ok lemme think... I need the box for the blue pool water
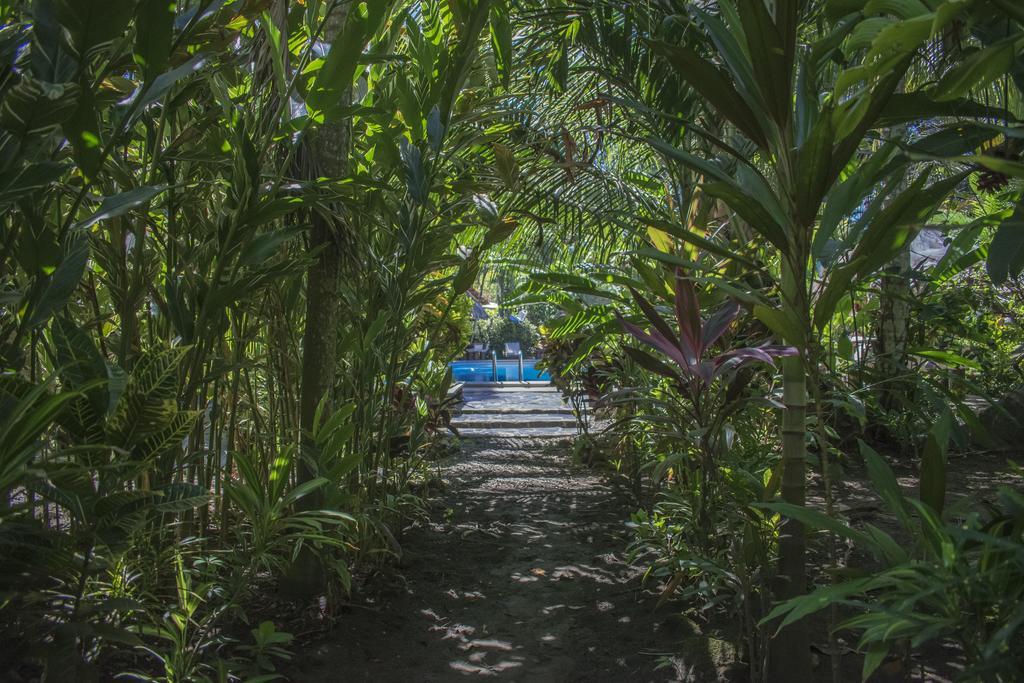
[450,359,550,382]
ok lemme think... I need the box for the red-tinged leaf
[711,343,798,381]
[697,360,715,386]
[622,346,682,381]
[757,344,799,358]
[649,327,695,373]
[674,272,703,361]
[715,346,778,367]
[702,300,740,350]
[627,287,681,350]
[617,314,690,372]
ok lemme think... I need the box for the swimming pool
[450,359,550,382]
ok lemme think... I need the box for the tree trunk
[297,3,351,498]
[284,1,351,598]
[769,259,812,682]
[875,245,912,412]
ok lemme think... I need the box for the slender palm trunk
[876,245,912,414]
[769,257,811,681]
[297,3,351,500]
[287,1,351,598]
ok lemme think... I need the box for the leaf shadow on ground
[288,437,733,682]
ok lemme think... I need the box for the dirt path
[289,437,694,682]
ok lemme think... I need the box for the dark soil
[287,436,1022,682]
[286,438,724,682]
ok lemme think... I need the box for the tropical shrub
[766,448,1024,681]
[477,314,540,355]
[0,0,519,678]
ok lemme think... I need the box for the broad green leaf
[55,0,134,57]
[647,137,733,185]
[239,227,306,267]
[817,142,901,261]
[561,321,621,373]
[919,408,952,515]
[305,1,396,114]
[879,92,1021,126]
[759,501,875,550]
[692,5,769,122]
[987,199,1024,284]
[831,59,912,178]
[64,78,109,183]
[735,0,792,125]
[452,256,479,295]
[761,577,873,633]
[0,162,67,207]
[633,216,756,266]
[131,55,207,115]
[908,123,1002,157]
[794,113,835,227]
[482,220,518,251]
[814,171,965,329]
[754,305,805,346]
[862,642,890,681]
[864,0,929,19]
[859,440,913,530]
[647,225,675,254]
[400,139,428,203]
[74,186,167,231]
[0,77,80,137]
[134,0,176,80]
[489,1,513,88]
[931,37,1022,102]
[15,211,61,276]
[632,248,703,273]
[30,233,88,327]
[282,477,330,507]
[622,346,680,380]
[703,182,791,252]
[906,348,980,370]
[647,40,769,149]
[427,105,444,152]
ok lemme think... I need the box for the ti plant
[617,270,795,545]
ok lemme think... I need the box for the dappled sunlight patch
[550,563,616,584]
[445,589,487,601]
[449,658,525,675]
[431,622,478,641]
[460,638,515,652]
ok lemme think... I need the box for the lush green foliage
[508,0,1024,680]
[0,0,518,678]
[473,313,540,355]
[3,0,1024,680]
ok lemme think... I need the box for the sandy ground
[286,437,706,682]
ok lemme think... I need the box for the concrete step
[459,407,574,415]
[462,387,561,393]
[457,426,579,439]
[452,413,578,429]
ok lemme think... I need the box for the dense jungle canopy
[2,0,1024,680]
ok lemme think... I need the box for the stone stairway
[452,385,581,439]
